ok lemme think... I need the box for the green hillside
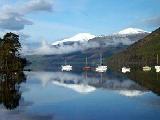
[107,27,160,70]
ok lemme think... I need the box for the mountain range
[52,28,149,46]
[26,28,149,71]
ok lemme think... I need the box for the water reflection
[0,71,26,110]
[127,70,160,96]
[25,71,149,97]
[0,71,160,120]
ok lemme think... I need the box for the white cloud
[22,0,53,14]
[0,0,54,31]
[25,40,99,55]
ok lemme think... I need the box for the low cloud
[22,40,100,55]
[22,34,142,55]
[32,40,99,55]
[0,0,53,31]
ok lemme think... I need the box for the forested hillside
[107,27,160,70]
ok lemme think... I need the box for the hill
[107,27,160,70]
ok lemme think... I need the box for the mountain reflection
[0,71,26,110]
[26,71,150,96]
[1,70,159,110]
[127,70,160,96]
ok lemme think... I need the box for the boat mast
[85,71,88,80]
[64,57,67,65]
[157,54,159,65]
[85,56,88,66]
[100,53,103,65]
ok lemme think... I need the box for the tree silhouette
[0,32,27,110]
[0,32,26,71]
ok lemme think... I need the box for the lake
[0,71,160,120]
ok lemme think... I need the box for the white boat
[61,65,72,71]
[122,67,130,73]
[96,66,107,72]
[143,66,151,71]
[95,54,107,72]
[155,54,160,72]
[155,66,160,72]
[61,58,72,71]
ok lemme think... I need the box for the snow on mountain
[118,28,150,35]
[26,28,149,55]
[52,33,96,45]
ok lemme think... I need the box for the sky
[0,0,160,43]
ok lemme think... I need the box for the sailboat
[83,57,91,71]
[143,66,151,71]
[155,54,160,72]
[122,67,130,73]
[61,58,72,71]
[143,59,151,71]
[95,54,107,72]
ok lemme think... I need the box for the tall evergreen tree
[0,32,26,71]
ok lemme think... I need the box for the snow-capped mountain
[28,28,149,55]
[51,28,149,48]
[52,33,95,46]
[89,28,149,47]
[117,28,149,35]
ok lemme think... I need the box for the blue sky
[0,0,160,43]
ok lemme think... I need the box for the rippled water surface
[0,71,160,120]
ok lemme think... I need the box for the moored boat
[83,57,91,71]
[61,58,72,71]
[155,54,160,72]
[143,66,151,71]
[95,54,107,72]
[96,66,107,72]
[61,65,72,71]
[122,67,130,73]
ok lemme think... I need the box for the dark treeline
[0,33,27,110]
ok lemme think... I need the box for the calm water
[0,71,160,120]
